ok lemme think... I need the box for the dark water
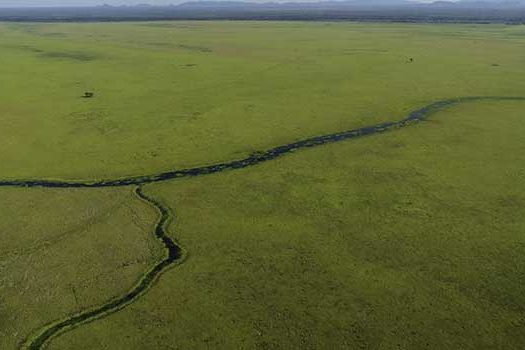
[18,95,525,349]
[25,187,182,350]
[2,96,524,190]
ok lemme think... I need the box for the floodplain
[0,21,524,350]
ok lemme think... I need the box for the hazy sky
[0,0,440,7]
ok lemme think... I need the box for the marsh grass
[1,21,524,350]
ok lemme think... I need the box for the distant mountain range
[2,0,525,10]
[427,0,525,6]
[102,0,525,11]
[1,0,525,22]
[161,0,525,9]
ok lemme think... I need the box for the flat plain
[0,21,524,350]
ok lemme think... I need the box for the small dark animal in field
[82,92,94,98]
[408,57,414,63]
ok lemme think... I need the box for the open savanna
[50,100,525,350]
[0,21,524,349]
[0,188,163,350]
[1,21,525,180]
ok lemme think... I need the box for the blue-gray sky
[0,0,441,7]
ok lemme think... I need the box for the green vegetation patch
[50,101,525,349]
[1,21,525,180]
[0,188,163,350]
[38,51,100,62]
[1,21,525,350]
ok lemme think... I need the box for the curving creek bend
[1,96,522,349]
[23,187,182,350]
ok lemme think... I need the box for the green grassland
[0,21,524,349]
[50,100,525,350]
[1,22,525,180]
[0,188,163,349]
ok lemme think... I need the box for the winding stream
[23,187,182,350]
[3,96,524,190]
[9,96,525,349]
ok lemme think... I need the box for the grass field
[0,188,162,350]
[1,22,525,180]
[0,21,524,349]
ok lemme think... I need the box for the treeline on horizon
[1,2,525,23]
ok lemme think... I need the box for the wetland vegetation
[0,21,524,350]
